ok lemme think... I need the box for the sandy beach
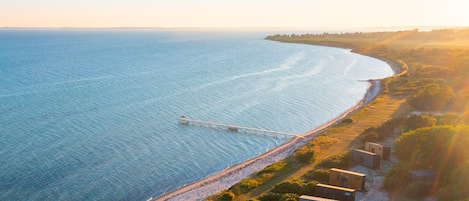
[153,79,381,201]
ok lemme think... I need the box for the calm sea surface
[0,30,393,200]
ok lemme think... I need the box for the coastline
[153,79,382,201]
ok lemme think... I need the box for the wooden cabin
[365,142,391,160]
[315,183,355,201]
[352,149,380,169]
[299,195,339,201]
[329,168,366,191]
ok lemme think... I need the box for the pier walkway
[178,116,303,139]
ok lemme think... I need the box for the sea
[0,29,393,200]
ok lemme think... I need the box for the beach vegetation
[230,178,261,194]
[404,114,436,131]
[257,192,283,201]
[302,169,329,183]
[282,193,299,201]
[257,192,300,201]
[257,161,287,175]
[293,148,315,164]
[341,118,354,124]
[270,180,315,195]
[217,191,236,201]
[317,153,351,169]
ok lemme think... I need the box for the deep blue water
[0,29,393,200]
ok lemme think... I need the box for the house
[299,195,339,201]
[329,168,366,191]
[352,149,380,169]
[315,183,355,201]
[365,142,391,160]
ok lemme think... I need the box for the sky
[1,0,468,28]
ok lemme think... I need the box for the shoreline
[153,79,382,201]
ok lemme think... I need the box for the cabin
[315,183,355,201]
[352,149,380,169]
[365,142,391,160]
[329,168,366,191]
[299,195,339,201]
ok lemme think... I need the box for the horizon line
[1,25,467,31]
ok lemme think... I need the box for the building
[352,149,380,169]
[299,195,338,201]
[329,168,366,191]
[315,183,355,201]
[364,142,391,160]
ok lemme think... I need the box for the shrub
[271,180,317,195]
[303,169,329,182]
[404,114,436,131]
[271,181,303,194]
[258,193,283,201]
[342,118,354,124]
[360,126,379,143]
[230,178,260,194]
[317,153,351,168]
[282,193,299,201]
[257,161,286,175]
[300,181,317,195]
[217,191,235,201]
[295,150,315,163]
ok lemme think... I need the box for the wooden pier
[178,116,303,139]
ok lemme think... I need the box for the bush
[258,193,283,201]
[271,181,303,194]
[408,83,455,111]
[303,169,329,182]
[360,126,379,143]
[295,150,315,163]
[317,153,351,168]
[301,181,317,195]
[342,118,354,124]
[257,161,286,175]
[404,114,436,131]
[271,180,317,195]
[230,178,260,194]
[217,191,235,201]
[282,193,299,201]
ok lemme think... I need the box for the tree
[405,114,436,131]
[408,83,455,111]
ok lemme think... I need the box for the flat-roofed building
[299,195,338,201]
[329,168,366,191]
[315,183,355,201]
[365,142,391,160]
[352,149,380,169]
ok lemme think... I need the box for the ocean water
[0,30,393,200]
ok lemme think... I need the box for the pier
[178,116,303,139]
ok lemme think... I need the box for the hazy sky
[1,0,468,28]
